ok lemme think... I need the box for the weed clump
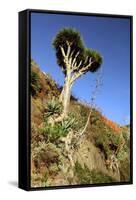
[31,71,42,96]
[74,161,116,184]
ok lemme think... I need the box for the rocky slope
[31,59,130,187]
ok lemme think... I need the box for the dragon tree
[53,28,103,118]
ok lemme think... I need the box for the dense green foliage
[38,121,69,143]
[53,28,84,73]
[74,162,92,184]
[119,157,130,181]
[95,131,121,158]
[84,48,103,72]
[39,106,78,143]
[88,109,128,160]
[53,28,103,74]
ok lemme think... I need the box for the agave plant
[60,115,76,132]
[44,98,62,117]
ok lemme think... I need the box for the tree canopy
[53,28,103,75]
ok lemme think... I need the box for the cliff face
[31,60,130,187]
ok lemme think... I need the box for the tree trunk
[59,87,64,102]
[63,80,71,117]
[60,73,72,118]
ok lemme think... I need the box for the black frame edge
[130,15,133,184]
[19,10,30,191]
[19,9,133,191]
[21,8,133,18]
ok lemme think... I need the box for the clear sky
[31,12,130,125]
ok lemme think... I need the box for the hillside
[31,59,130,187]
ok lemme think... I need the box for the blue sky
[31,12,130,125]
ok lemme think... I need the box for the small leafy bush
[38,121,68,143]
[91,169,116,183]
[31,171,49,187]
[74,161,116,184]
[122,129,130,149]
[31,71,41,96]
[117,149,128,161]
[74,162,92,184]
[95,130,122,159]
[67,110,87,131]
[32,142,61,168]
[45,73,58,88]
[90,108,101,125]
[119,157,130,182]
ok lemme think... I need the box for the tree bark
[62,78,71,117]
[59,86,64,102]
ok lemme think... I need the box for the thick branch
[71,51,80,68]
[70,60,93,84]
[66,41,71,58]
[70,49,75,58]
[60,44,93,84]
[69,55,73,68]
[60,46,66,57]
[84,56,89,64]
[72,60,83,72]
[60,42,73,71]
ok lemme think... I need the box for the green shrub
[74,162,92,184]
[31,71,41,96]
[95,128,123,159]
[122,130,130,149]
[119,157,130,182]
[89,109,129,162]
[116,136,129,162]
[38,121,69,143]
[91,169,116,183]
[32,142,61,168]
[79,104,89,119]
[40,111,78,143]
[90,108,101,125]
[46,73,57,88]
[117,150,128,161]
[31,172,49,187]
[74,161,116,184]
[67,110,87,131]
